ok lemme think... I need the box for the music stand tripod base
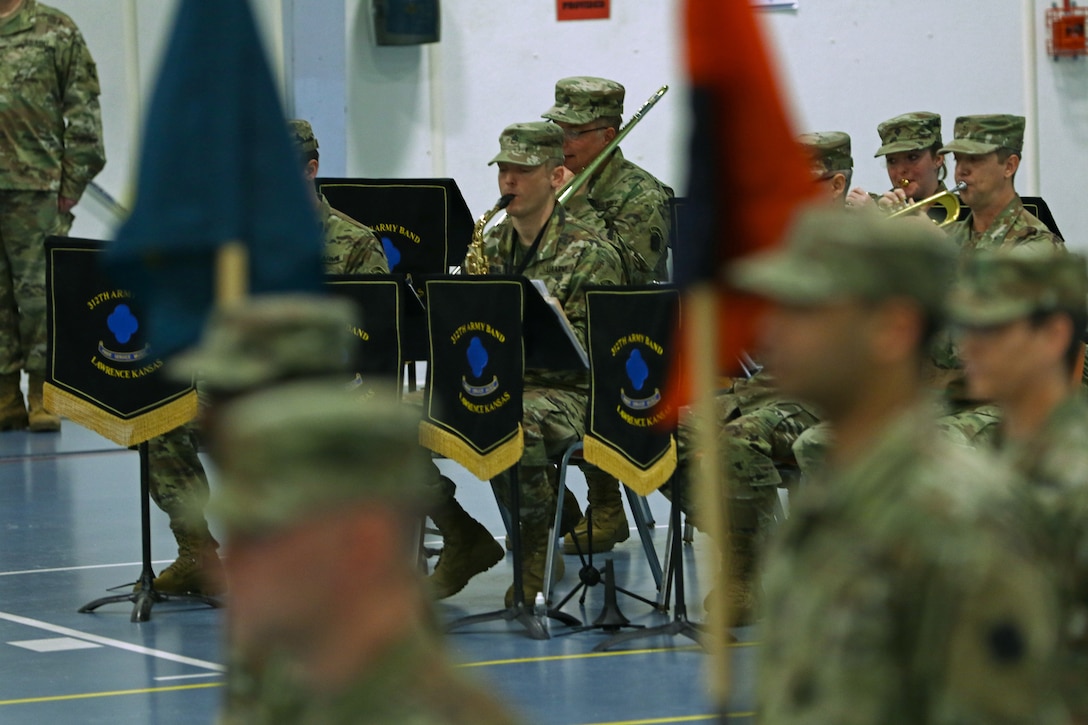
[594,475,704,652]
[78,442,222,622]
[444,468,576,639]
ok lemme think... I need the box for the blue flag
[106,0,324,357]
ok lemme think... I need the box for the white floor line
[153,672,222,682]
[0,611,224,672]
[0,561,173,577]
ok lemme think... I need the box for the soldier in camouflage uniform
[934,114,1065,447]
[799,131,852,207]
[211,385,521,725]
[733,208,1064,725]
[287,119,388,275]
[426,122,627,606]
[540,77,674,555]
[951,252,1088,723]
[846,111,952,221]
[943,114,1062,258]
[0,0,105,432]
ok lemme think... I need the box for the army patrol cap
[799,132,853,179]
[731,207,956,313]
[168,294,358,392]
[541,76,625,125]
[489,122,565,166]
[210,383,427,534]
[939,114,1025,155]
[875,112,942,157]
[948,253,1088,327]
[287,119,319,155]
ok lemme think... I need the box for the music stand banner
[44,238,197,446]
[326,275,409,384]
[317,178,473,278]
[583,287,679,495]
[419,279,524,480]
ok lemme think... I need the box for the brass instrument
[462,84,671,275]
[556,84,669,205]
[463,194,513,275]
[887,181,966,228]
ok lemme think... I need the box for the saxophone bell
[463,194,514,275]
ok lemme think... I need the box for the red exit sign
[557,0,609,21]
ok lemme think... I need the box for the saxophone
[463,194,513,275]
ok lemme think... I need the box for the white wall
[52,0,1088,250]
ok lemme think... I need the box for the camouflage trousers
[936,402,1002,448]
[428,385,585,531]
[0,190,63,376]
[794,403,1003,480]
[147,422,211,532]
[664,394,818,537]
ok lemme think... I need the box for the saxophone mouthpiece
[497,194,514,209]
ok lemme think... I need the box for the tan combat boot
[563,469,629,554]
[142,523,226,595]
[26,373,60,432]
[427,497,504,599]
[0,372,27,431]
[505,521,564,607]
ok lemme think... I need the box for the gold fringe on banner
[43,384,199,448]
[418,422,524,481]
[583,434,677,497]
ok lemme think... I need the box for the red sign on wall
[557,0,610,21]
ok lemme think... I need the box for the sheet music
[529,279,589,368]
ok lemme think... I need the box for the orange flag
[672,0,815,402]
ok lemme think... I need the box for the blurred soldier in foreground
[733,210,1063,724]
[0,0,106,431]
[540,76,673,555]
[150,295,367,597]
[952,252,1088,723]
[287,119,388,275]
[212,384,521,724]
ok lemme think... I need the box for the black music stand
[317,178,474,278]
[546,287,679,634]
[422,277,585,639]
[326,274,427,381]
[78,442,221,621]
[594,470,702,651]
[45,238,222,622]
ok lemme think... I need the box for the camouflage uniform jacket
[563,148,673,283]
[999,394,1088,719]
[320,193,389,275]
[947,194,1063,259]
[0,0,105,198]
[759,403,1064,724]
[220,630,522,725]
[480,205,627,390]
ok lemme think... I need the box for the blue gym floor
[0,418,759,724]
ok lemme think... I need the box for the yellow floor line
[459,640,757,668]
[0,682,223,707]
[578,713,755,724]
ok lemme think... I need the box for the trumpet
[887,181,966,228]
